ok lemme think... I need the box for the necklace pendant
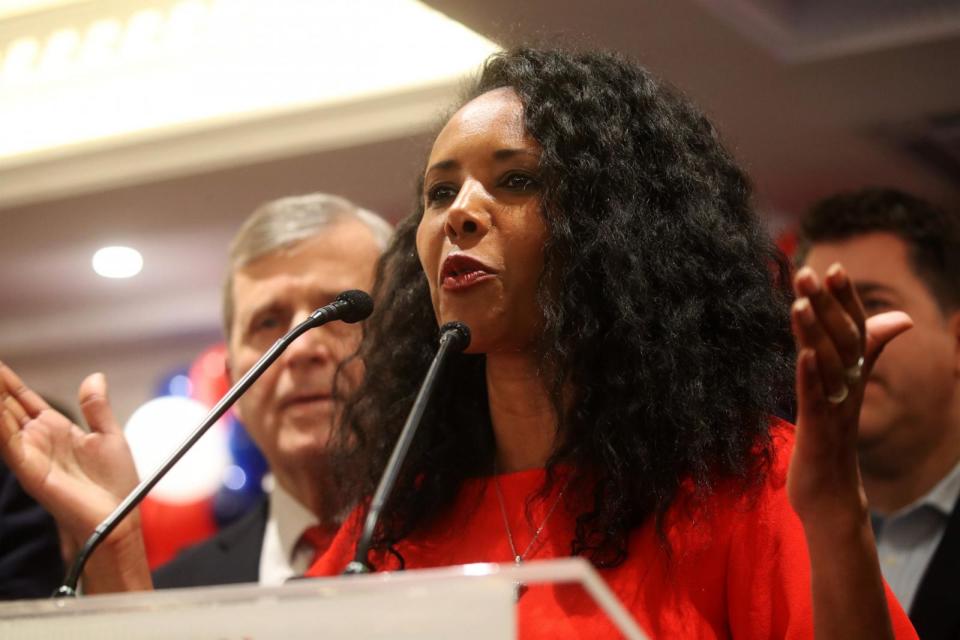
[492,468,570,605]
[512,555,526,600]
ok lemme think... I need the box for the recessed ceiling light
[92,245,143,278]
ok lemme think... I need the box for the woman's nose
[444,180,489,243]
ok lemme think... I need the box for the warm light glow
[0,0,499,161]
[79,19,122,68]
[92,245,143,278]
[3,38,40,79]
[0,0,85,21]
[38,28,80,76]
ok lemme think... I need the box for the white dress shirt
[257,478,320,587]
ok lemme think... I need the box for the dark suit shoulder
[910,496,960,640]
[152,497,269,589]
[0,462,65,600]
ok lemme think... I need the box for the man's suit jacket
[152,497,268,589]
[910,497,960,640]
[0,462,64,599]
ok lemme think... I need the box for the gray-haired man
[155,193,391,588]
[0,193,391,590]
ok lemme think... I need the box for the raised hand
[786,263,913,639]
[787,264,912,522]
[0,362,150,591]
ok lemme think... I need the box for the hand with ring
[786,262,913,525]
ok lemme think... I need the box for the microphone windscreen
[336,290,374,323]
[439,321,471,352]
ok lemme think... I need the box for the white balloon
[125,396,229,503]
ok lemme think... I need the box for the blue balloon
[212,415,268,527]
[154,366,193,399]
[227,416,269,481]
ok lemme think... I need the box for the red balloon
[189,343,231,409]
[140,495,217,569]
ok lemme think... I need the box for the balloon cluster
[128,343,268,569]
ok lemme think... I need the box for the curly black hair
[333,48,795,568]
[796,187,960,312]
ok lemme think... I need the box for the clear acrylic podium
[0,558,648,639]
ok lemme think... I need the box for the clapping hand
[0,362,150,591]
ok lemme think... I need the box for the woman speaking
[310,48,915,638]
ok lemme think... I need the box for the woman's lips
[442,270,497,290]
[440,253,497,291]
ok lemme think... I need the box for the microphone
[313,289,373,324]
[54,289,373,597]
[343,321,471,575]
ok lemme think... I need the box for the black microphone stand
[343,321,470,575]
[55,290,372,597]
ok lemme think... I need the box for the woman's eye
[501,173,539,192]
[426,184,458,205]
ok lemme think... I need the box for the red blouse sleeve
[725,424,917,639]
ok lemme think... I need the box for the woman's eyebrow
[426,148,539,176]
[492,148,538,161]
[425,158,458,175]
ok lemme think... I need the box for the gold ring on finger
[844,356,865,385]
[827,385,849,405]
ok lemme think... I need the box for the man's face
[803,232,959,466]
[227,220,381,474]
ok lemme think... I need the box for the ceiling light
[0,0,499,161]
[92,245,143,278]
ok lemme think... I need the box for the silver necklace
[492,466,570,600]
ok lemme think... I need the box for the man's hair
[796,188,960,312]
[222,193,393,338]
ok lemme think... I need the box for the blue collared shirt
[872,460,960,612]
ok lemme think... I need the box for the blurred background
[2,0,959,563]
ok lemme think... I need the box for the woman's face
[416,87,548,355]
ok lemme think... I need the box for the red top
[308,424,916,639]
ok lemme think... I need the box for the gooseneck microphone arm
[55,290,373,598]
[344,321,471,575]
